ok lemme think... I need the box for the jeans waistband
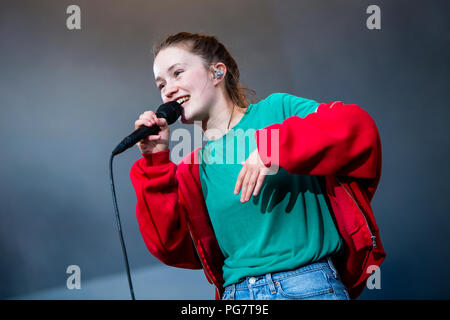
[225,256,339,292]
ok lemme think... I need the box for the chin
[180,113,194,125]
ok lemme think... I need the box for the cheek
[188,69,211,93]
[185,69,214,113]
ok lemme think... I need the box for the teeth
[176,96,190,104]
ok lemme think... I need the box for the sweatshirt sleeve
[255,100,382,199]
[129,149,202,269]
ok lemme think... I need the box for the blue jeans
[221,257,350,300]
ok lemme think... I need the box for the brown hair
[152,32,256,109]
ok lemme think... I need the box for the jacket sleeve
[255,101,382,200]
[130,149,202,269]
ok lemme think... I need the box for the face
[153,45,218,124]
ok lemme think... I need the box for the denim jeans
[221,256,350,300]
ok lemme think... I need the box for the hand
[134,110,170,154]
[234,149,273,203]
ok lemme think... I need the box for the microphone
[112,100,183,156]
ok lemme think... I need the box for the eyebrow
[155,63,185,83]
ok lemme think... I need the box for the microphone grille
[156,101,183,125]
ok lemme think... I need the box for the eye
[158,83,165,90]
[174,69,183,77]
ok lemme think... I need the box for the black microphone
[112,101,183,156]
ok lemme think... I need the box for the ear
[210,62,226,85]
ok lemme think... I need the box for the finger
[234,164,247,195]
[155,118,167,128]
[137,113,155,123]
[253,172,267,197]
[240,169,252,203]
[139,113,155,124]
[156,117,168,127]
[139,112,152,121]
[135,119,154,130]
[135,119,143,129]
[142,110,155,117]
[244,170,260,201]
[147,135,161,141]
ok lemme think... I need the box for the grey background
[1,0,449,299]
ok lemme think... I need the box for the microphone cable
[109,153,135,300]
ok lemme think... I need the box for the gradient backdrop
[1,0,449,299]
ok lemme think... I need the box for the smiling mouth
[176,96,190,106]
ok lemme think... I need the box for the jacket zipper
[187,222,219,292]
[336,178,377,249]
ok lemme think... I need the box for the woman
[130,32,385,300]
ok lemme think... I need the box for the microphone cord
[109,153,136,300]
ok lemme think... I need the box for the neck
[201,95,245,141]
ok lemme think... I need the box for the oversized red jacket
[130,100,386,300]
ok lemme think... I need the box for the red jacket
[130,100,386,300]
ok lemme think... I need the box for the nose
[163,81,179,101]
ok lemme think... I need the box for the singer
[130,32,385,300]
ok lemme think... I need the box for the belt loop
[265,272,276,294]
[230,283,236,300]
[327,256,338,279]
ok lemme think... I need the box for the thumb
[157,117,168,127]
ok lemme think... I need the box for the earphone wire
[227,104,234,131]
